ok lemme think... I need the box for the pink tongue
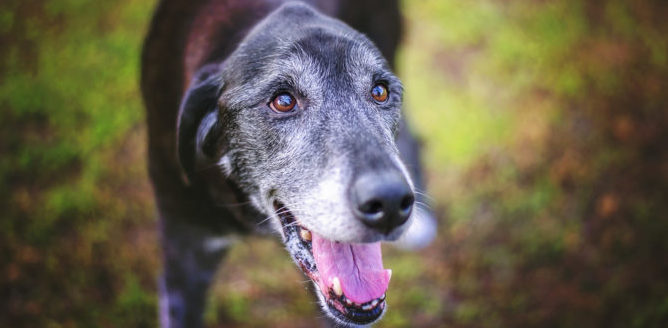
[312,232,391,304]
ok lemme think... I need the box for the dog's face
[179,3,416,326]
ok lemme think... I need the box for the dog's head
[178,3,417,326]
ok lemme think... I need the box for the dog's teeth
[331,277,342,296]
[380,293,386,301]
[362,304,373,311]
[345,298,352,305]
[371,299,379,307]
[300,228,312,241]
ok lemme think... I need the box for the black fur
[142,1,432,327]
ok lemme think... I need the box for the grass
[2,0,667,327]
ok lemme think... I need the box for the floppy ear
[177,65,225,181]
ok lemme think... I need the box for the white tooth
[345,298,352,305]
[300,228,312,241]
[371,299,379,307]
[386,269,392,281]
[331,277,342,296]
[362,304,372,311]
[380,293,386,300]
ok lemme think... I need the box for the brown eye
[270,93,296,113]
[371,84,389,103]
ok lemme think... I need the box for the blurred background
[1,0,667,327]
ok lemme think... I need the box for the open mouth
[274,201,391,325]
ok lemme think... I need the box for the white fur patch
[294,164,371,243]
[217,153,233,177]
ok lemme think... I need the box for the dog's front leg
[158,218,233,328]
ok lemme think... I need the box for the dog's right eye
[269,93,297,113]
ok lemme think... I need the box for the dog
[141,1,436,326]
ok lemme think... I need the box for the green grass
[2,0,667,327]
[1,0,158,326]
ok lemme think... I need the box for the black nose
[350,170,414,234]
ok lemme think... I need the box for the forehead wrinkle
[222,51,324,109]
[279,50,325,90]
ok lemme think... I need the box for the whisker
[414,201,432,210]
[256,216,273,226]
[413,190,434,202]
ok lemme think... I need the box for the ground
[1,0,667,327]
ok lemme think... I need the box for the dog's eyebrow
[373,71,403,91]
[264,76,302,96]
[242,75,304,107]
[372,70,398,82]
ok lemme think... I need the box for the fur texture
[142,1,435,327]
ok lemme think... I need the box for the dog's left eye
[269,93,297,113]
[371,84,389,103]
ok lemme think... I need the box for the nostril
[361,199,384,215]
[400,194,414,212]
[359,199,385,222]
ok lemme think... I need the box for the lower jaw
[274,201,387,325]
[323,291,386,325]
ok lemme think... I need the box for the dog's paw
[391,206,437,250]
